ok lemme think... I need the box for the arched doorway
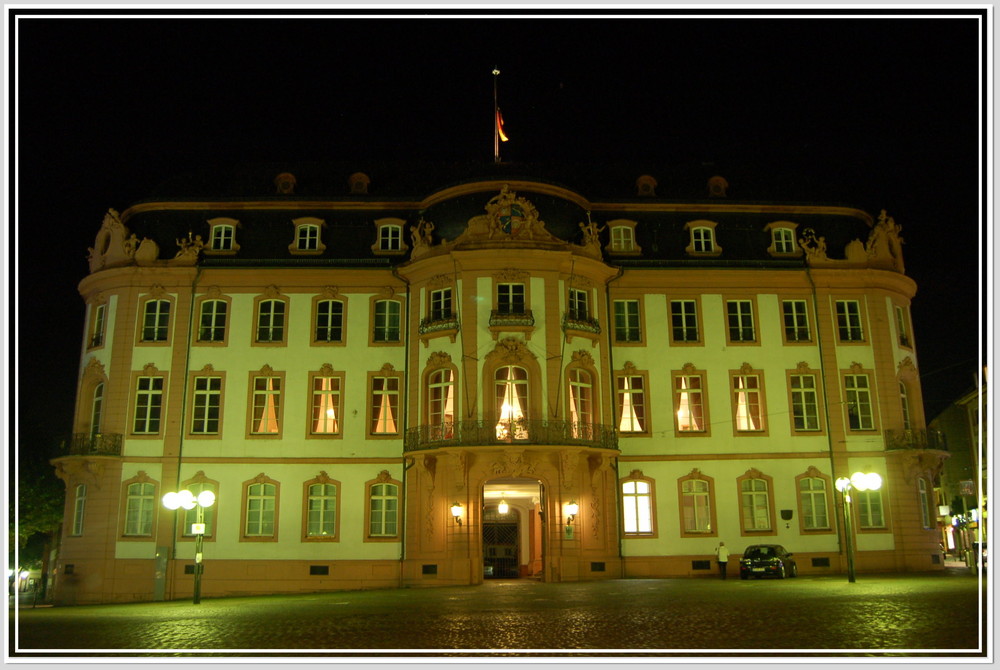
[482,478,543,579]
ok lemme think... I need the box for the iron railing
[404,419,618,452]
[562,314,601,335]
[65,433,123,456]
[418,314,460,335]
[884,428,948,451]
[489,310,535,328]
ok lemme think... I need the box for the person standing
[715,541,730,579]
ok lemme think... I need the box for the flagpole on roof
[493,68,500,164]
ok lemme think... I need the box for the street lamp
[162,489,216,604]
[834,472,882,583]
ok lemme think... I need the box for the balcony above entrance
[404,420,618,452]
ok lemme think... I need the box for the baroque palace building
[50,163,949,604]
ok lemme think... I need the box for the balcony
[64,433,123,456]
[562,313,601,345]
[488,309,535,340]
[884,428,948,452]
[404,419,618,452]
[418,313,460,335]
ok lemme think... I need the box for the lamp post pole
[163,489,215,605]
[192,504,205,604]
[835,472,882,584]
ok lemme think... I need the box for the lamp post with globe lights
[162,489,216,604]
[834,472,882,583]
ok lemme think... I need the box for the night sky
[13,9,987,466]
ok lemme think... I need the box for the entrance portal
[482,478,543,579]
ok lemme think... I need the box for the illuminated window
[497,283,526,314]
[900,382,912,430]
[674,374,705,432]
[495,365,529,440]
[733,373,764,432]
[856,489,885,528]
[244,482,276,537]
[310,376,342,435]
[613,299,641,342]
[726,300,755,342]
[250,376,282,435]
[90,383,104,438]
[315,300,344,343]
[256,299,286,343]
[622,478,653,535]
[798,477,830,529]
[427,368,456,440]
[198,299,227,342]
[845,374,875,430]
[141,300,170,342]
[373,300,401,342]
[306,483,338,537]
[132,376,164,434]
[568,368,594,439]
[210,223,235,251]
[740,478,772,531]
[191,376,222,434]
[369,483,399,537]
[616,371,646,433]
[790,374,821,431]
[782,300,810,342]
[370,375,400,435]
[681,479,712,533]
[670,300,699,343]
[71,484,86,536]
[296,224,320,251]
[835,300,864,342]
[378,225,402,251]
[610,225,635,252]
[124,482,155,536]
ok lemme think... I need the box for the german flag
[496,109,509,142]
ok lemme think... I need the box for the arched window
[495,365,529,440]
[124,481,156,536]
[369,482,399,537]
[427,368,456,440]
[306,482,338,537]
[90,383,104,438]
[568,368,593,439]
[256,299,286,343]
[198,299,228,342]
[681,478,712,533]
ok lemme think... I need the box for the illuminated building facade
[50,164,948,603]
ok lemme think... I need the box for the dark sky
[13,10,986,463]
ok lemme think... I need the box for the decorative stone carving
[321,286,340,299]
[263,285,282,299]
[571,350,595,369]
[199,363,215,373]
[205,285,223,299]
[799,228,828,262]
[560,450,579,491]
[898,357,917,375]
[485,337,535,366]
[628,469,645,480]
[411,218,436,250]
[490,450,536,478]
[448,451,467,492]
[375,469,393,484]
[738,362,755,375]
[258,364,275,376]
[494,268,529,282]
[148,284,167,299]
[318,363,336,376]
[427,273,451,289]
[577,216,606,259]
[899,450,948,485]
[427,351,453,369]
[622,361,638,375]
[141,362,159,376]
[849,362,865,374]
[83,357,106,379]
[795,361,813,373]
[378,362,396,374]
[743,467,765,480]
[680,362,698,375]
[53,457,107,488]
[173,232,205,264]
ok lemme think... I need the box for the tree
[14,456,65,569]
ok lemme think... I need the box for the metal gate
[483,520,519,578]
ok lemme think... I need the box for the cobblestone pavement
[8,569,987,658]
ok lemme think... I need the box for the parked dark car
[740,544,797,579]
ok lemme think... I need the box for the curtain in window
[734,376,762,431]
[618,376,645,432]
[253,377,281,434]
[428,370,455,439]
[682,480,710,532]
[312,377,340,434]
[495,366,528,440]
[676,376,703,431]
[372,378,398,434]
[569,369,593,438]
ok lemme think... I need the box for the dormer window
[371,218,409,256]
[764,222,802,258]
[289,217,326,255]
[606,219,641,256]
[684,220,722,257]
[206,217,240,255]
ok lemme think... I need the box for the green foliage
[15,457,65,553]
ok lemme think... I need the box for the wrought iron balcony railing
[64,433,123,456]
[404,419,618,452]
[884,428,948,452]
[562,314,601,335]
[489,309,535,328]
[418,313,460,335]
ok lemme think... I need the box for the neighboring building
[930,376,988,558]
[49,163,948,604]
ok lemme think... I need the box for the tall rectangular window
[726,300,755,342]
[899,382,912,430]
[369,483,399,536]
[296,224,320,250]
[251,377,281,435]
[311,376,342,435]
[427,369,455,440]
[681,479,711,532]
[568,289,589,320]
[675,374,705,432]
[497,283,526,314]
[772,228,795,254]
[670,300,699,342]
[71,484,87,536]
[133,376,164,434]
[799,477,829,529]
[429,288,453,322]
[315,300,344,342]
[918,479,932,529]
[733,374,763,432]
[740,479,771,530]
[307,483,337,537]
[142,300,170,342]
[568,369,594,439]
[835,300,864,341]
[256,300,286,343]
[895,305,911,347]
[191,376,222,434]
[613,299,641,342]
[782,300,810,342]
[210,224,234,250]
[124,482,155,536]
[245,482,276,536]
[370,376,400,435]
[856,489,885,528]
[373,300,401,342]
[790,374,821,431]
[622,480,653,534]
[616,374,646,433]
[90,304,106,348]
[845,374,875,430]
[198,300,227,342]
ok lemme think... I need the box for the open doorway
[482,478,543,579]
